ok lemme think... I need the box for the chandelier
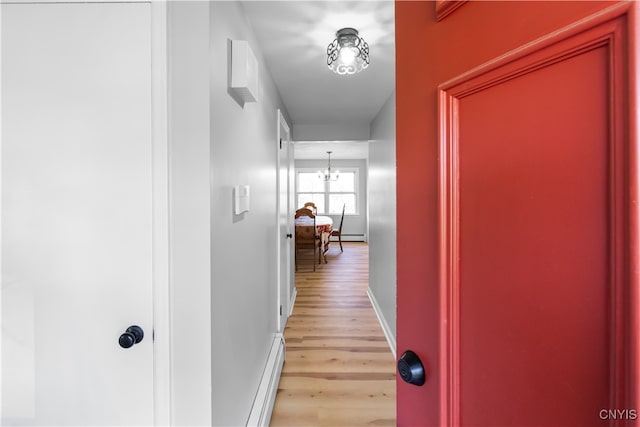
[318,151,340,181]
[327,27,369,75]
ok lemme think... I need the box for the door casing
[276,109,293,332]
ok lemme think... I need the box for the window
[296,169,358,215]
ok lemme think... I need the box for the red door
[396,1,639,426]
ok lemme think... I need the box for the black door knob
[119,325,144,349]
[398,350,426,386]
[286,233,293,238]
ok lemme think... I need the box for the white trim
[0,3,4,418]
[367,288,396,360]
[150,1,171,425]
[276,109,292,333]
[246,335,285,427]
[288,286,297,317]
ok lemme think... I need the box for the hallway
[270,243,396,426]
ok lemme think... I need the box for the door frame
[437,2,638,424]
[276,109,293,332]
[150,1,171,425]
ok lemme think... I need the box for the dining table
[294,215,333,258]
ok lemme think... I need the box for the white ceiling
[240,1,395,159]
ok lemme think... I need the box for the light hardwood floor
[270,242,396,426]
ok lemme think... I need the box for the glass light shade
[339,47,357,64]
[327,28,369,75]
[318,169,340,181]
[318,151,339,181]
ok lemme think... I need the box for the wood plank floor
[270,242,397,426]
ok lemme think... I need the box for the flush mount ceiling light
[327,27,369,75]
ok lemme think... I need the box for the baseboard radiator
[331,233,366,242]
[246,334,285,427]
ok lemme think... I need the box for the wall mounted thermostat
[234,185,250,215]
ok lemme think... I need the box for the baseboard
[246,334,285,427]
[366,288,396,360]
[288,287,297,317]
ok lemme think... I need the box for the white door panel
[2,3,154,425]
[277,110,292,331]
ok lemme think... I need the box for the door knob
[398,350,426,386]
[286,233,293,238]
[119,325,144,349]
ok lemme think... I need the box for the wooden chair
[331,203,345,252]
[294,208,324,271]
[297,207,327,261]
[295,207,315,219]
[303,202,317,214]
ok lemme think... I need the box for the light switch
[234,185,250,215]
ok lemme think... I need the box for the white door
[276,110,292,331]
[2,3,157,425]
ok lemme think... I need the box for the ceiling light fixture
[318,151,340,181]
[327,27,369,75]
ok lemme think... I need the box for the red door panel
[396,1,639,426]
[457,45,609,427]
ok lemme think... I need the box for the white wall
[293,123,370,141]
[209,2,291,425]
[294,158,368,240]
[368,92,397,349]
[168,2,291,424]
[168,2,212,425]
